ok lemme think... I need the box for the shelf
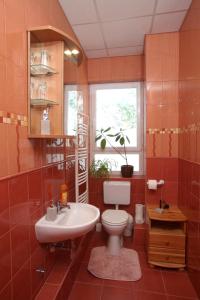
[148,261,185,269]
[147,205,187,222]
[29,26,83,66]
[28,134,75,139]
[31,64,57,76]
[31,99,58,107]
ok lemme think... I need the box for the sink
[35,202,100,243]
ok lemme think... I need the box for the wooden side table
[147,205,187,269]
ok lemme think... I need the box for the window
[90,82,144,175]
[64,85,78,135]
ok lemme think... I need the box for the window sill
[89,174,145,180]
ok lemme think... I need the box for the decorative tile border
[147,124,200,135]
[179,123,200,133]
[147,128,179,134]
[0,111,28,127]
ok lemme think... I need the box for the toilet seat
[102,209,128,226]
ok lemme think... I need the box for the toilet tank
[103,181,130,205]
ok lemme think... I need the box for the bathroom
[0,0,200,299]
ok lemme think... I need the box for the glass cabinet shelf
[31,64,57,76]
[31,99,58,107]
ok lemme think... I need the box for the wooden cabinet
[147,205,187,269]
[27,26,83,138]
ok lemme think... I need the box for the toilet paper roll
[135,204,144,224]
[147,180,157,190]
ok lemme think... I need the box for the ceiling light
[71,49,79,55]
[64,49,71,56]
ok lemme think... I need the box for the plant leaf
[100,139,106,149]
[103,127,111,133]
[115,135,120,142]
[107,134,115,137]
[126,136,130,144]
[95,135,102,142]
[120,137,125,145]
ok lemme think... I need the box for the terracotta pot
[121,165,134,178]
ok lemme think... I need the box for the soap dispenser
[41,108,50,135]
[46,200,57,221]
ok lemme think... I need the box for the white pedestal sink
[35,202,100,243]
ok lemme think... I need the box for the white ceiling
[59,0,192,58]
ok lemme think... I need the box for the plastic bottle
[60,183,68,206]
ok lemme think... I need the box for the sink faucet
[56,201,70,214]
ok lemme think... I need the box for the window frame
[64,84,78,135]
[90,82,144,175]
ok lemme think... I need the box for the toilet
[101,181,131,255]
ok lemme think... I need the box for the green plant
[89,159,112,178]
[95,127,130,165]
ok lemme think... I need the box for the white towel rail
[75,111,89,203]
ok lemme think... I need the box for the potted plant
[89,159,112,178]
[95,127,134,178]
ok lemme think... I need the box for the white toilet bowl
[102,209,128,255]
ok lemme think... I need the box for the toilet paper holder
[147,179,165,190]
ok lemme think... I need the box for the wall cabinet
[147,205,187,269]
[28,26,83,138]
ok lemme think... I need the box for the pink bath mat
[88,246,142,281]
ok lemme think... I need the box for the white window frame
[90,82,144,175]
[64,84,77,135]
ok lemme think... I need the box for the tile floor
[68,232,199,300]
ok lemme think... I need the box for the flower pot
[121,165,134,178]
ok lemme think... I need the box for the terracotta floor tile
[132,268,165,294]
[102,285,134,300]
[46,263,68,285]
[81,246,93,263]
[88,232,107,248]
[123,236,134,248]
[103,278,132,290]
[162,271,198,298]
[68,282,102,300]
[134,290,167,300]
[76,262,104,286]
[35,283,59,300]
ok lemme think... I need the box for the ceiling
[59,0,192,58]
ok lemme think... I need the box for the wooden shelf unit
[28,26,83,138]
[147,205,187,269]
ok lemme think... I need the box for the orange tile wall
[178,0,200,296]
[0,0,88,299]
[0,0,88,177]
[145,32,179,205]
[87,55,144,83]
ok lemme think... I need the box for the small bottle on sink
[60,184,68,207]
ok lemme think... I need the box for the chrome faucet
[56,201,70,214]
